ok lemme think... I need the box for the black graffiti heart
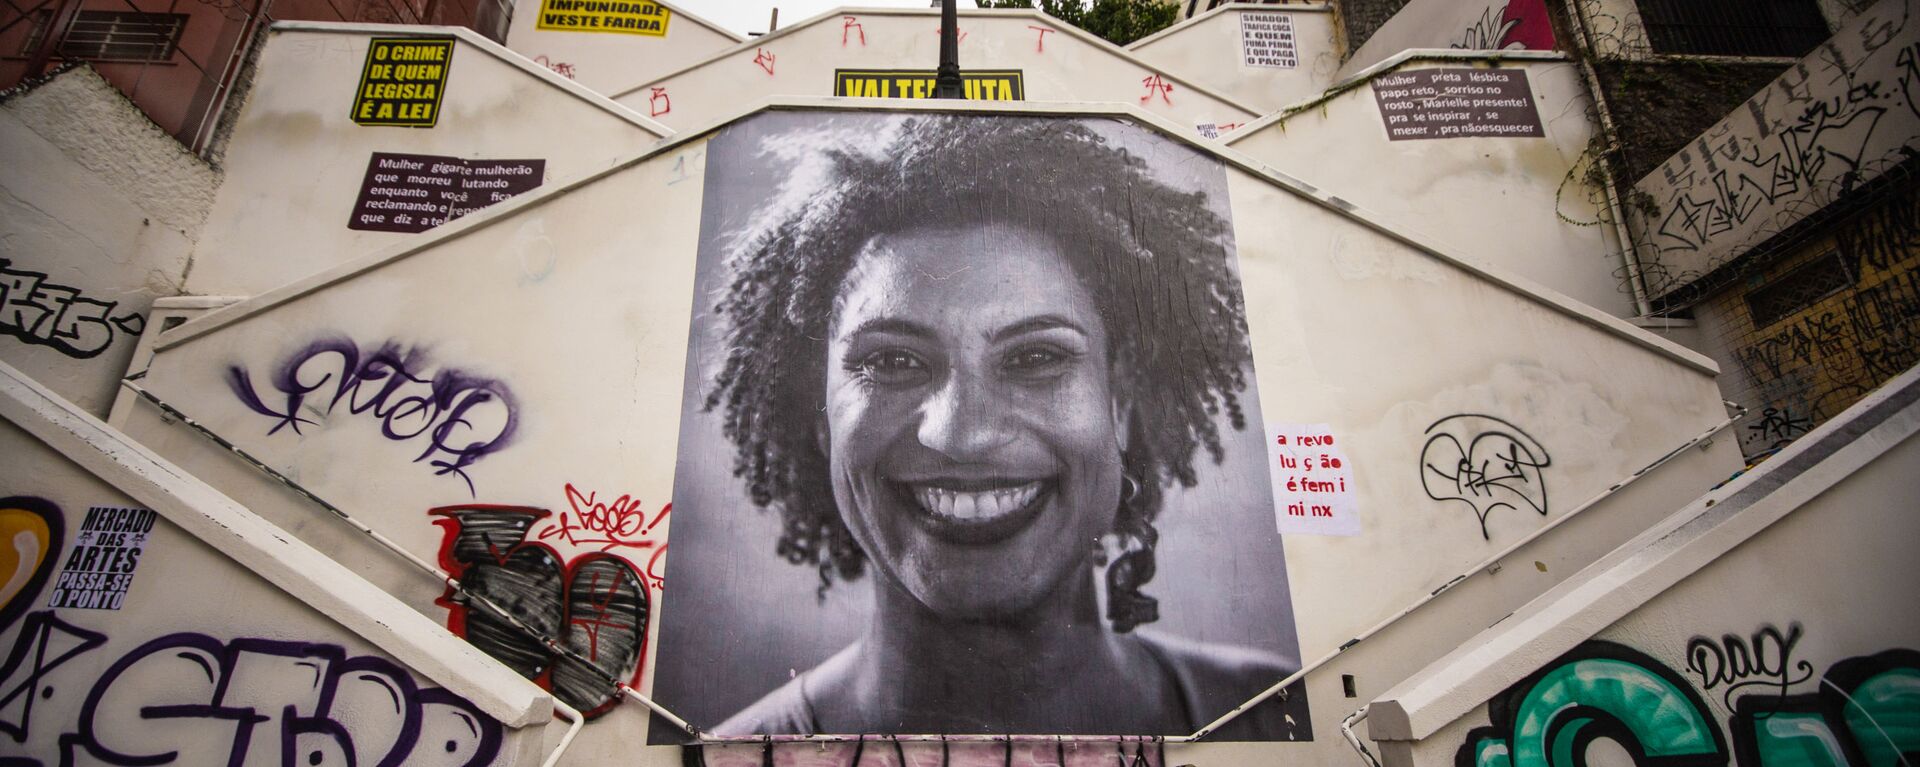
[431,506,649,717]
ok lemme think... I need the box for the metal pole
[935,0,961,98]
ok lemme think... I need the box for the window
[1636,0,1829,58]
[39,11,190,63]
[1744,250,1854,328]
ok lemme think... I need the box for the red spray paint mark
[1140,73,1174,104]
[843,16,865,46]
[753,47,776,75]
[533,54,576,80]
[1029,25,1052,52]
[648,86,670,117]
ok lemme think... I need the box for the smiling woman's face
[824,223,1125,621]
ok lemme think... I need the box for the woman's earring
[1106,473,1159,633]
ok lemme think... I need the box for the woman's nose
[916,371,1017,460]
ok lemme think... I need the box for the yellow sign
[833,70,1025,101]
[351,38,454,128]
[536,0,670,35]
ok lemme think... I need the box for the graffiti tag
[0,259,146,360]
[225,337,518,495]
[1419,414,1552,540]
[0,610,502,765]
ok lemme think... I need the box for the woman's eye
[859,350,928,384]
[1004,346,1072,374]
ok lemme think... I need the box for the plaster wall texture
[1395,390,1920,766]
[505,0,742,93]
[1228,58,1636,318]
[607,9,1263,136]
[184,24,668,298]
[1127,4,1344,113]
[0,67,213,417]
[1626,0,1920,300]
[0,415,546,766]
[111,102,1740,764]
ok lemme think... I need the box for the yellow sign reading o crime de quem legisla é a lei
[536,0,670,35]
[351,38,454,128]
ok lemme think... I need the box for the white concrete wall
[1339,0,1560,79]
[1628,0,1920,300]
[606,8,1263,136]
[185,23,668,298]
[1127,4,1343,113]
[106,101,1741,765]
[0,67,214,418]
[0,365,552,766]
[1228,56,1636,318]
[1382,368,1920,767]
[505,0,742,94]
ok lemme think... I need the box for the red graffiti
[532,484,668,592]
[570,565,635,662]
[533,54,576,80]
[648,86,670,117]
[1497,0,1556,50]
[1029,25,1051,52]
[543,483,670,552]
[1140,73,1174,104]
[753,47,776,75]
[843,16,865,46]
[931,25,969,43]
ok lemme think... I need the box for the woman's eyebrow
[844,316,937,340]
[989,315,1087,343]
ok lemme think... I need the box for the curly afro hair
[701,113,1254,617]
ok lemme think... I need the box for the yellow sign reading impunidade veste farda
[537,0,670,35]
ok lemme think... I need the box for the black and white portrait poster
[652,112,1309,741]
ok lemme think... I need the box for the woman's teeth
[913,482,1042,521]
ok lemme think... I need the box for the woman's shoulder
[1130,631,1310,741]
[713,674,818,736]
[713,644,865,737]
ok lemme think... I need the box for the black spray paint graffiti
[1645,0,1917,268]
[431,505,648,718]
[1457,633,1920,767]
[1738,267,1920,400]
[1419,414,1552,540]
[1728,179,1919,459]
[1684,623,1815,711]
[0,609,505,766]
[226,338,518,495]
[1832,179,1920,274]
[0,259,146,359]
[1745,406,1813,449]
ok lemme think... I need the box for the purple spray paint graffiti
[226,337,518,495]
[0,609,504,766]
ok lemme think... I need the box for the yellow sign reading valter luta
[536,0,670,35]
